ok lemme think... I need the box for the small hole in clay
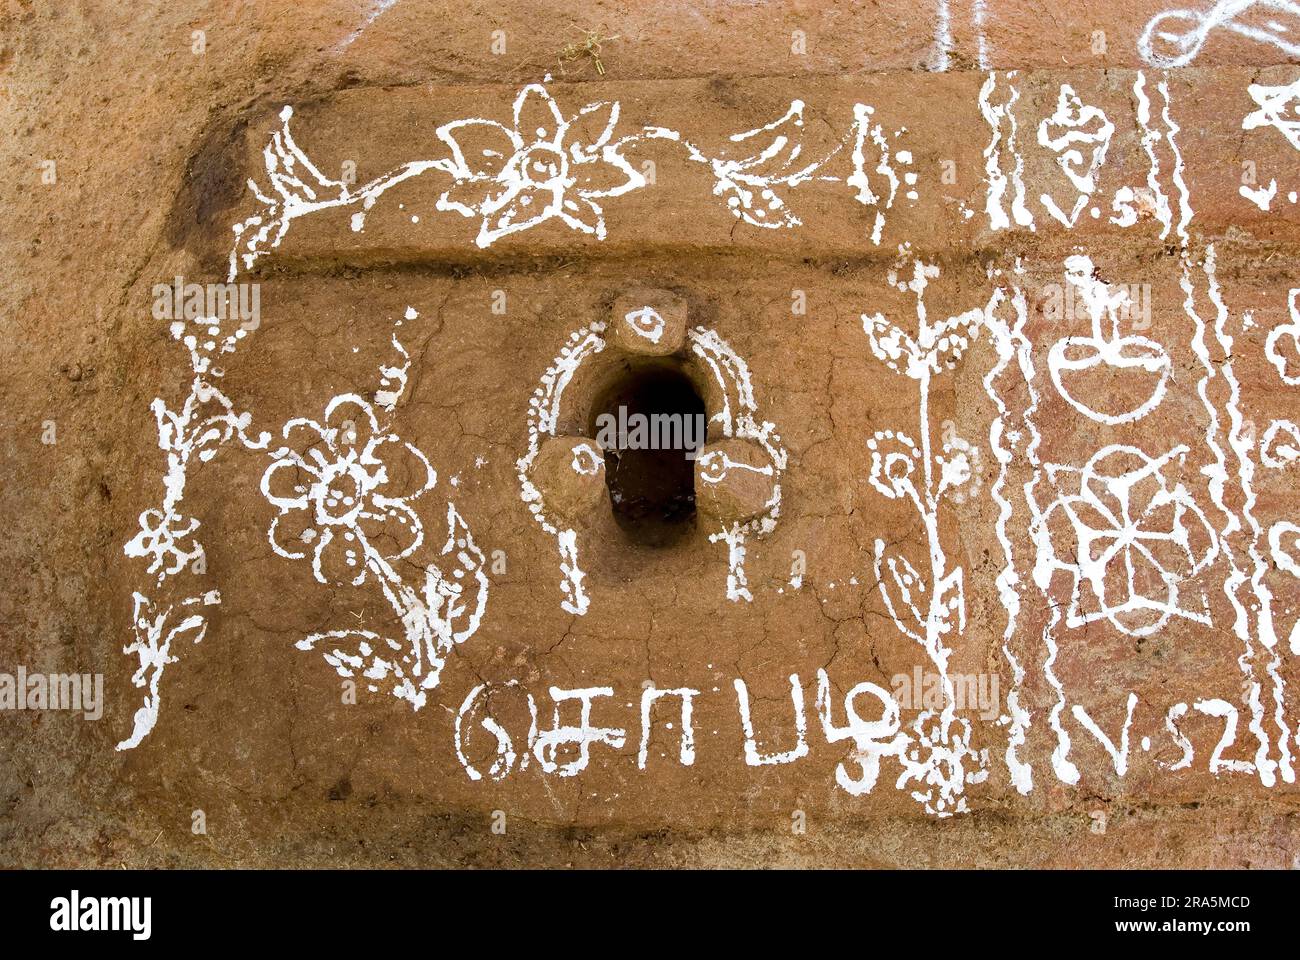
[588,361,705,548]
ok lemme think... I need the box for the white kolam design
[690,327,788,602]
[862,252,1002,816]
[1032,444,1220,637]
[117,310,270,750]
[518,322,786,613]
[1047,255,1171,425]
[229,78,925,267]
[260,320,489,709]
[116,67,1300,813]
[518,322,608,616]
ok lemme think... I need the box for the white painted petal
[435,118,521,178]
[567,100,619,155]
[323,393,380,452]
[513,84,565,144]
[268,509,313,560]
[556,195,604,237]
[261,455,315,510]
[360,497,424,561]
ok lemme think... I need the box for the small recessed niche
[588,360,706,548]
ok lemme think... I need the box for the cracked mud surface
[3,1,1300,867]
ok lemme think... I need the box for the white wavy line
[1160,80,1193,243]
[1183,249,1271,785]
[1134,71,1173,240]
[1205,247,1291,783]
[984,285,1033,793]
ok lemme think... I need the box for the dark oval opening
[588,361,706,548]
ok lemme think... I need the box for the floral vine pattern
[645,99,844,230]
[862,253,1001,816]
[117,313,269,751]
[116,591,218,751]
[230,78,918,270]
[260,321,489,709]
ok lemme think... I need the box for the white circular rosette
[261,393,435,586]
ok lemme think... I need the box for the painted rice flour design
[863,251,1001,816]
[517,322,606,616]
[229,77,918,270]
[981,72,1181,236]
[1032,444,1220,638]
[118,61,1300,816]
[118,312,270,751]
[1047,255,1172,425]
[259,315,489,709]
[691,327,788,603]
[1240,79,1300,210]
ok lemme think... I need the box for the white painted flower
[435,83,644,247]
[261,394,435,586]
[1035,444,1219,637]
[895,711,984,818]
[124,508,202,579]
[866,430,922,504]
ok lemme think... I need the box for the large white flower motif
[261,385,488,710]
[435,83,645,248]
[261,394,435,586]
[1034,444,1219,637]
